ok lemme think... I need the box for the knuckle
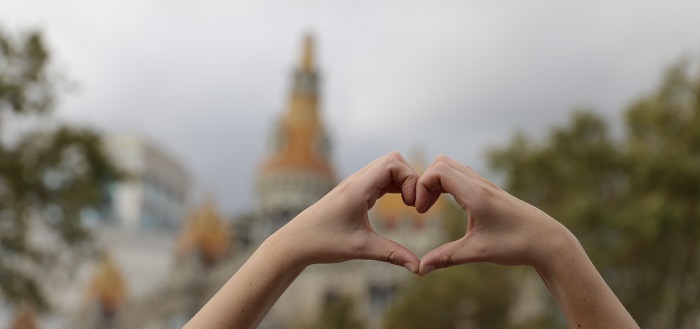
[455,195,469,210]
[386,251,397,265]
[478,183,491,195]
[470,182,488,201]
[386,151,402,162]
[432,161,451,173]
[440,254,454,268]
[484,179,500,190]
[481,184,498,200]
[382,154,398,168]
[434,154,451,163]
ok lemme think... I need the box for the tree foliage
[0,27,122,310]
[294,295,367,329]
[0,28,53,116]
[384,263,518,329]
[386,59,700,328]
[489,59,700,328]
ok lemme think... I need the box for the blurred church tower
[255,34,336,241]
[80,252,127,329]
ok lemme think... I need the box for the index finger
[365,152,420,207]
[416,162,481,213]
[430,155,494,186]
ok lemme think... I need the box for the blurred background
[1,1,700,328]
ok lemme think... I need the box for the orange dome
[374,192,444,230]
[261,122,334,179]
[375,193,421,229]
[373,147,444,230]
[85,252,127,316]
[177,199,232,266]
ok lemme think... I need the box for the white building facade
[101,135,191,232]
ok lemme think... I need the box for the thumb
[419,235,486,276]
[360,233,420,274]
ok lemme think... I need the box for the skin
[184,152,639,329]
[184,152,421,329]
[415,155,639,329]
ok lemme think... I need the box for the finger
[360,232,420,274]
[416,157,461,213]
[430,155,475,178]
[415,162,481,213]
[369,152,419,207]
[418,235,487,276]
[389,152,420,206]
[431,155,496,188]
[415,162,441,214]
[417,186,443,215]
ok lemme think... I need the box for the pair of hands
[273,152,569,276]
[186,152,638,329]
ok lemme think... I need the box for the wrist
[529,221,637,328]
[260,224,310,274]
[533,221,585,275]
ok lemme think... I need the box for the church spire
[287,33,320,125]
[256,33,336,241]
[299,34,314,73]
[259,33,333,179]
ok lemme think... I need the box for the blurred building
[22,135,193,329]
[263,149,447,329]
[99,134,191,232]
[71,199,234,329]
[255,34,336,241]
[64,34,448,329]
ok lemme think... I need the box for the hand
[272,152,421,273]
[187,154,638,329]
[415,155,570,276]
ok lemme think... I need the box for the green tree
[0,27,121,310]
[384,263,515,329]
[386,59,700,329]
[294,295,367,329]
[489,59,700,328]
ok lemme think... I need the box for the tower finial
[300,33,314,72]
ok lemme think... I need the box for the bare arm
[535,230,635,329]
[184,152,421,329]
[415,155,638,329]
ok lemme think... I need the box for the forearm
[184,232,305,329]
[535,229,638,329]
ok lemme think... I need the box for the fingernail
[403,263,417,274]
[421,265,436,276]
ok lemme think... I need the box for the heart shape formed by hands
[290,152,562,277]
[187,152,637,329]
[352,153,563,277]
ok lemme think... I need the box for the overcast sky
[2,0,700,215]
